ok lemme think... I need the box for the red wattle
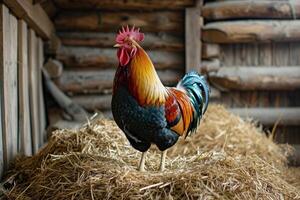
[117,48,130,66]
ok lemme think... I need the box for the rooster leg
[138,151,147,172]
[159,150,167,172]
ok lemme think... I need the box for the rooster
[111,26,209,172]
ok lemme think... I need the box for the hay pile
[3,105,300,200]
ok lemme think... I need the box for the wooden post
[28,29,40,154]
[0,5,19,168]
[18,20,32,156]
[38,38,46,145]
[185,0,202,72]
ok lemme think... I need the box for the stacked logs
[201,0,300,129]
[45,3,188,113]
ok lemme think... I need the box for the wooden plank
[202,20,300,43]
[54,0,194,10]
[73,89,221,112]
[202,43,220,59]
[18,20,32,156]
[72,95,112,111]
[55,11,184,33]
[37,38,46,145]
[220,44,234,66]
[58,69,182,94]
[3,0,55,39]
[202,1,300,20]
[57,47,184,70]
[200,58,220,74]
[209,66,300,90]
[230,107,300,126]
[0,5,19,167]
[43,69,88,121]
[57,32,184,51]
[258,43,272,66]
[272,43,290,66]
[28,29,40,153]
[0,75,3,177]
[185,2,201,72]
[290,42,300,66]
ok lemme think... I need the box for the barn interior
[0,0,300,199]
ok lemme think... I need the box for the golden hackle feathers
[129,47,167,106]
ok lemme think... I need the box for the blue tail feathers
[177,71,210,134]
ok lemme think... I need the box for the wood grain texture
[54,0,194,10]
[3,0,55,39]
[202,43,220,59]
[38,38,46,145]
[57,32,184,51]
[18,20,32,156]
[230,107,300,126]
[56,47,184,70]
[203,20,300,43]
[43,69,88,121]
[28,29,40,153]
[209,66,300,90]
[55,11,184,33]
[202,1,300,20]
[185,5,201,72]
[57,69,182,94]
[0,6,19,167]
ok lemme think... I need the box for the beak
[113,44,121,48]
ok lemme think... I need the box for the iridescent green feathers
[177,71,210,135]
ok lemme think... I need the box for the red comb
[116,25,144,44]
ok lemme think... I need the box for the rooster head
[114,26,144,66]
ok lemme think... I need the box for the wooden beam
[0,5,19,167]
[72,95,112,111]
[57,69,182,94]
[3,0,55,39]
[72,87,221,112]
[18,20,32,156]
[43,69,88,121]
[202,1,300,21]
[57,32,184,51]
[53,0,194,10]
[44,58,63,78]
[200,58,220,74]
[185,1,202,72]
[202,20,300,43]
[202,43,220,59]
[37,38,46,145]
[55,11,184,33]
[56,47,184,70]
[230,107,300,126]
[209,66,300,90]
[28,29,40,154]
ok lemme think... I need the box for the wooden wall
[43,0,300,153]
[0,3,48,176]
[47,3,190,117]
[201,0,300,147]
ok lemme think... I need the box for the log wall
[43,0,300,161]
[49,6,187,116]
[201,0,300,148]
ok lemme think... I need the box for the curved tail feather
[177,71,210,135]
